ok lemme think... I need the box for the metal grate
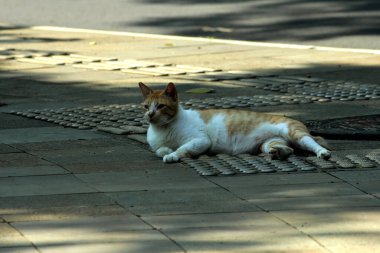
[182,151,380,176]
[226,77,379,102]
[306,115,380,139]
[11,104,147,134]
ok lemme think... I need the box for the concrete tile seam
[4,222,41,253]
[0,172,70,179]
[267,212,333,253]
[139,209,268,219]
[325,171,380,199]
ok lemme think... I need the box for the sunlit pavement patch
[9,104,147,133]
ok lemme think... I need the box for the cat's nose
[148,111,155,119]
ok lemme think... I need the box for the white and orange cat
[139,82,331,163]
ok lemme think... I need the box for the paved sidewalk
[0,25,379,253]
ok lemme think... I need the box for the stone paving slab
[26,142,170,173]
[12,216,182,253]
[0,144,21,154]
[142,211,278,230]
[11,138,162,173]
[63,160,171,174]
[76,168,213,192]
[347,181,380,195]
[144,212,331,252]
[209,173,341,187]
[0,175,97,197]
[60,160,166,174]
[0,247,39,253]
[0,165,68,178]
[11,138,124,152]
[330,170,380,194]
[0,113,55,130]
[12,135,131,153]
[0,153,53,167]
[249,195,380,211]
[273,207,380,253]
[0,223,32,248]
[161,225,326,253]
[220,182,366,200]
[0,193,116,211]
[0,127,105,144]
[330,170,380,182]
[30,145,148,165]
[108,187,256,216]
[2,204,128,223]
[31,241,182,253]
[12,214,150,234]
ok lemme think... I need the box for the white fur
[147,106,300,163]
[298,136,331,159]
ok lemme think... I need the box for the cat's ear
[164,82,178,101]
[139,82,153,99]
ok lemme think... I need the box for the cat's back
[196,109,291,154]
[198,109,285,133]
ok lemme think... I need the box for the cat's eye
[157,104,166,109]
[143,104,149,110]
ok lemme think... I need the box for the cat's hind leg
[287,122,331,159]
[260,137,294,160]
[297,135,331,159]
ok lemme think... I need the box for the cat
[138,82,331,163]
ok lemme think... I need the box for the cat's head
[138,82,179,126]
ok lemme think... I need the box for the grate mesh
[182,151,380,176]
[11,104,147,133]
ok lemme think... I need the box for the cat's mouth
[146,115,175,126]
[145,114,160,124]
[145,115,155,123]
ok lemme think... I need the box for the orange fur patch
[200,109,287,135]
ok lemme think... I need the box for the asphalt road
[0,0,379,49]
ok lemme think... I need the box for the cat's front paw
[156,147,174,158]
[163,152,180,163]
[317,149,331,160]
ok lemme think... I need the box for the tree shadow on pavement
[130,0,380,47]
